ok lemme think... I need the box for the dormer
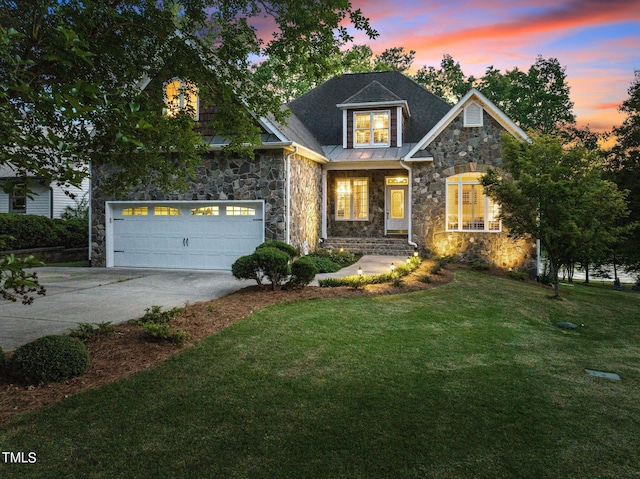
[336,81,410,149]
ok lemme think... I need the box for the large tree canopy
[1,0,377,194]
[0,0,376,302]
[608,71,640,276]
[482,134,629,298]
[413,55,577,137]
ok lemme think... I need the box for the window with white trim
[336,178,368,220]
[446,173,500,232]
[354,111,390,147]
[165,79,199,120]
[9,183,27,213]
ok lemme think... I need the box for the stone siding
[90,150,286,267]
[288,154,322,254]
[327,169,406,238]
[411,110,534,268]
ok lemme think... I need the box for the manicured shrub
[254,247,291,290]
[0,213,88,250]
[142,322,191,345]
[0,213,60,250]
[140,305,180,324]
[311,249,360,267]
[54,217,89,249]
[7,335,89,384]
[307,256,341,273]
[256,240,299,259]
[231,254,262,286]
[68,322,114,341]
[287,256,317,288]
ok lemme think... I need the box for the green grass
[2,269,640,478]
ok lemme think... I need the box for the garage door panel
[111,202,264,270]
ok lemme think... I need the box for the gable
[406,89,529,160]
[287,71,451,146]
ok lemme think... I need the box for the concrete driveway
[0,267,252,351]
[1,256,408,351]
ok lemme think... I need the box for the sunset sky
[347,0,640,133]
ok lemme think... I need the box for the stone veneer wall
[327,169,406,238]
[288,154,322,254]
[90,150,286,267]
[411,110,534,269]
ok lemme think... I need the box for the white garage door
[109,201,264,270]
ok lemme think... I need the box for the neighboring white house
[0,164,89,219]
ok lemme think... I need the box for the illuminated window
[336,178,368,220]
[154,207,181,216]
[354,111,389,147]
[226,206,256,216]
[191,206,219,216]
[165,79,199,120]
[9,183,27,213]
[446,173,500,232]
[122,207,148,216]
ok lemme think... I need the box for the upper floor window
[446,173,500,232]
[165,79,199,120]
[354,111,390,147]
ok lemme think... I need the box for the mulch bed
[0,260,455,423]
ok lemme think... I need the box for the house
[0,164,89,219]
[90,71,535,270]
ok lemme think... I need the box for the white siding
[25,184,51,217]
[52,177,89,218]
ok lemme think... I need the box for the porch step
[320,237,415,256]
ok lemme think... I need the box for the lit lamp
[406,257,411,264]
[413,249,419,258]
[390,262,395,272]
[357,266,363,276]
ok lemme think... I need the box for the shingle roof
[287,71,451,146]
[339,80,404,105]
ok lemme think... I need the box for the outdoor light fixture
[340,248,344,253]
[406,257,411,264]
[413,249,419,257]
[357,267,363,276]
[390,262,395,272]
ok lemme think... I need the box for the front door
[385,180,409,234]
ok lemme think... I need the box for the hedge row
[0,213,88,250]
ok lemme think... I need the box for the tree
[374,46,415,72]
[413,55,576,135]
[482,134,629,298]
[608,71,640,278]
[252,44,415,102]
[413,54,476,104]
[0,0,377,302]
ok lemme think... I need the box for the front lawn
[1,269,639,478]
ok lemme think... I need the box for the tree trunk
[585,261,590,284]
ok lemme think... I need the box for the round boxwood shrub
[255,240,299,260]
[287,256,318,288]
[7,335,90,384]
[231,254,262,286]
[254,247,291,290]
